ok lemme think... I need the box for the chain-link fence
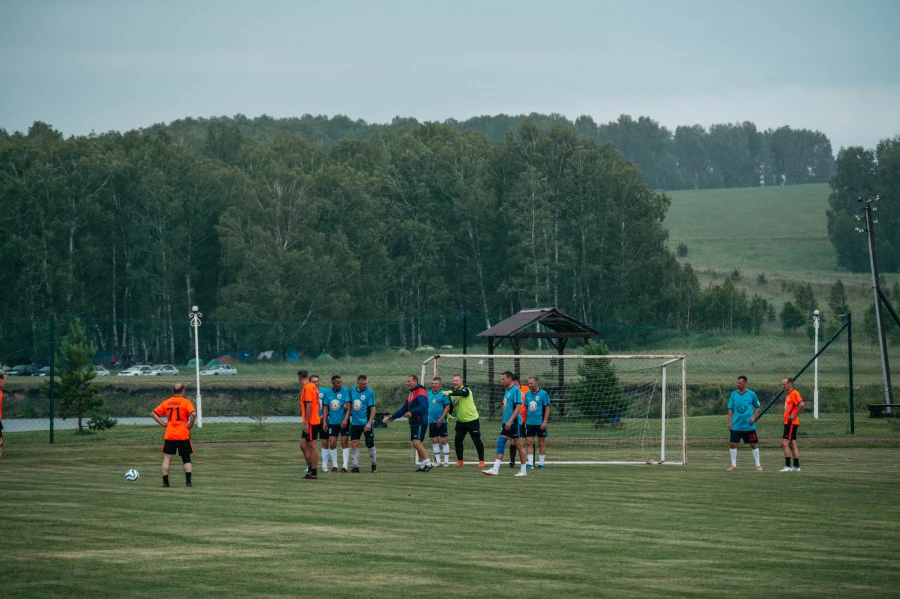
[1,313,897,444]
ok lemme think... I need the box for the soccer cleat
[371,465,377,473]
[340,468,348,473]
[727,466,737,471]
[537,464,544,470]
[514,471,527,477]
[351,467,360,473]
[422,464,434,472]
[455,460,465,467]
[478,461,485,468]
[509,461,515,468]
[186,482,192,487]
[756,465,763,471]
[331,467,339,473]
[526,464,533,470]
[793,467,801,471]
[303,473,317,480]
[780,466,794,472]
[162,483,170,488]
[442,461,449,467]
[482,469,499,476]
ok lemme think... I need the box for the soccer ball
[125,469,140,481]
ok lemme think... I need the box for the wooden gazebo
[477,307,599,416]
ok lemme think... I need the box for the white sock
[752,448,760,467]
[432,443,440,462]
[539,454,546,465]
[351,448,359,467]
[320,449,328,468]
[332,450,339,469]
[442,443,450,463]
[730,448,737,467]
[519,463,527,473]
[527,454,534,466]
[368,447,376,465]
[492,459,502,472]
[342,448,349,469]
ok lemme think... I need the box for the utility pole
[858,197,894,407]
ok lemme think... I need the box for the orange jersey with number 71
[153,397,196,441]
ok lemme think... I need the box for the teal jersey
[728,389,760,431]
[502,386,523,424]
[317,386,326,419]
[427,389,450,423]
[323,386,351,426]
[350,386,376,426]
[524,389,551,425]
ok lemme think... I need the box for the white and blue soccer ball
[125,469,140,481]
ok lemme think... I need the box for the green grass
[2,443,900,598]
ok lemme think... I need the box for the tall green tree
[52,319,103,433]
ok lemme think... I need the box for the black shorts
[162,439,193,456]
[455,419,481,437]
[313,424,327,441]
[729,430,759,444]
[0,418,3,447]
[428,422,449,438]
[525,424,548,438]
[327,424,348,438]
[783,424,799,441]
[409,423,428,442]
[499,423,523,439]
[350,424,374,443]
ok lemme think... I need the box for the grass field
[2,442,900,598]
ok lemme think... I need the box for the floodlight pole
[860,198,894,408]
[190,306,203,428]
[813,310,820,419]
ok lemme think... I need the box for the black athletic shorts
[0,418,3,447]
[783,423,799,441]
[499,423,523,439]
[455,419,481,437]
[327,423,346,437]
[409,423,428,442]
[428,422,449,438]
[525,424,548,438]
[162,439,193,456]
[350,424,374,442]
[729,430,759,444]
[312,423,327,441]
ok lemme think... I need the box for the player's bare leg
[161,454,173,487]
[537,436,547,468]
[513,438,528,476]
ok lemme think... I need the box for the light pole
[190,306,203,428]
[813,309,819,419]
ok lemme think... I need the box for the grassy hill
[665,183,898,308]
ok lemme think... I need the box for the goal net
[421,354,686,465]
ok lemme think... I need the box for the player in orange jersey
[0,371,6,458]
[151,383,197,487]
[780,377,804,472]
[298,369,321,479]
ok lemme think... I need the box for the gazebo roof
[477,307,599,339]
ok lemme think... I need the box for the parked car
[94,365,110,376]
[32,366,53,376]
[147,364,179,376]
[200,364,238,376]
[117,365,154,377]
[7,364,41,376]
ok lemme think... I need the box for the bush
[757,272,767,285]
[730,268,742,281]
[676,242,688,257]
[781,301,805,330]
[87,414,118,431]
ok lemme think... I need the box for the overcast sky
[1,0,898,150]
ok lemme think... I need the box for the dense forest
[0,117,797,362]
[153,112,836,191]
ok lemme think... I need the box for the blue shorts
[428,422,449,438]
[410,423,428,442]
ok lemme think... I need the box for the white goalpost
[421,353,687,466]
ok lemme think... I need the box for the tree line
[153,112,835,191]
[0,118,823,364]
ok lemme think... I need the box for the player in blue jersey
[727,375,762,471]
[427,377,452,466]
[349,375,378,473]
[385,375,433,472]
[524,376,551,470]
[483,371,528,477]
[322,375,351,473]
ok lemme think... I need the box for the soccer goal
[421,354,687,465]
